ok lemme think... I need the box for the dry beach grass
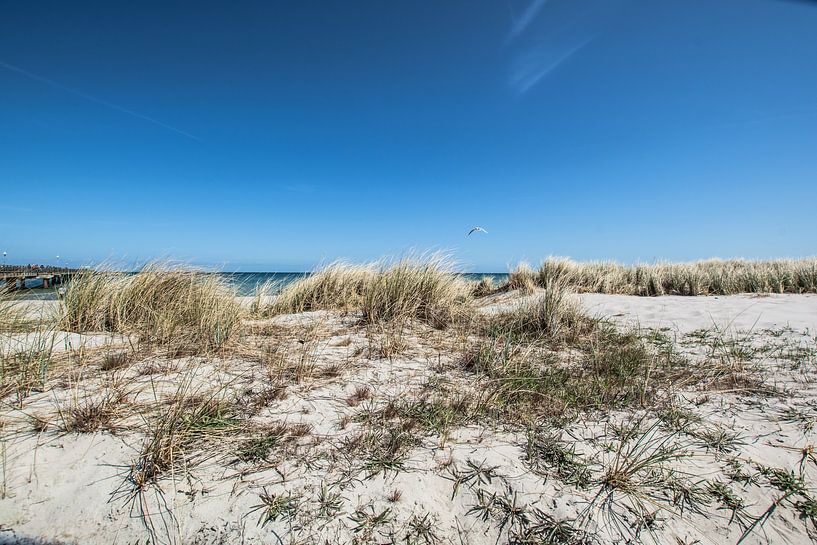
[1,257,816,544]
[508,257,817,296]
[59,263,243,354]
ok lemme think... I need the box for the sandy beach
[2,279,816,545]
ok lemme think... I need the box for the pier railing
[0,266,82,291]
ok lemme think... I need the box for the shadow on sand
[0,534,81,545]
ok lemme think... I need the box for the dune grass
[269,262,375,315]
[59,269,128,332]
[361,256,471,326]
[60,263,242,353]
[0,292,59,405]
[485,279,586,341]
[0,298,27,334]
[506,263,537,294]
[464,325,661,424]
[460,281,682,425]
[5,253,817,543]
[266,255,471,327]
[0,327,57,406]
[0,292,59,334]
[504,257,817,296]
[471,276,495,297]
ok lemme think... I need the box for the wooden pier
[0,266,79,292]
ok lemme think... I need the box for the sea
[11,272,510,299]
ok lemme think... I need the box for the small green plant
[708,481,749,526]
[349,504,392,534]
[758,465,808,496]
[665,476,711,516]
[511,507,594,545]
[725,458,759,486]
[316,484,343,518]
[795,496,817,525]
[737,464,817,543]
[250,489,301,527]
[343,417,420,477]
[466,487,530,541]
[525,430,591,488]
[124,377,238,494]
[582,421,694,542]
[779,405,817,433]
[183,405,237,432]
[691,425,743,454]
[445,458,501,499]
[657,404,700,433]
[403,512,439,544]
[236,423,290,463]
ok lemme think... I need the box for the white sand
[578,293,817,335]
[1,300,130,355]
[1,294,816,545]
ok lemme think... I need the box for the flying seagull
[468,226,488,236]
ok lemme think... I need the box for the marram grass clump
[507,262,537,294]
[361,256,471,326]
[59,270,128,332]
[269,262,375,315]
[265,255,472,326]
[61,263,242,353]
[488,279,586,341]
[505,257,817,296]
[470,276,495,297]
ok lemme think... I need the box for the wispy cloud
[508,0,548,39]
[509,36,594,95]
[0,60,201,141]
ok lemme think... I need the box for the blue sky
[1,0,816,272]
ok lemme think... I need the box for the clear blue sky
[2,0,815,272]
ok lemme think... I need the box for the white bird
[467,226,488,236]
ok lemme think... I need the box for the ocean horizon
[12,271,511,298]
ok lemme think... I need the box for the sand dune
[1,291,816,544]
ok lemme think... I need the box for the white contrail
[509,37,594,95]
[0,60,201,141]
[509,0,548,39]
